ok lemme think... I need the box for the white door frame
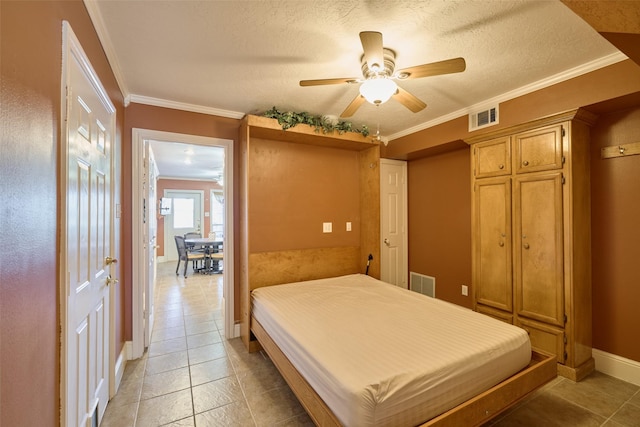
[131,129,235,358]
[380,158,408,287]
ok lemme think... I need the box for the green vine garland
[263,107,369,137]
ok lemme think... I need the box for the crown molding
[127,94,245,119]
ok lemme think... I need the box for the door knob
[105,256,118,265]
[106,275,119,286]
[383,238,390,247]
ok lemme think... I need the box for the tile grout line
[601,388,640,426]
[184,284,197,426]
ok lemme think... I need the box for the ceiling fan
[300,31,466,118]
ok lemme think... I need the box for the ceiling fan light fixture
[359,78,398,105]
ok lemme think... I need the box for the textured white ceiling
[88,0,623,149]
[149,140,224,181]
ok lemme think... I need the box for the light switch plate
[323,222,332,233]
[346,222,352,231]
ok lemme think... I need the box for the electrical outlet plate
[462,285,469,296]
[346,222,352,231]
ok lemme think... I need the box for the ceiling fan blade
[396,57,466,80]
[393,86,427,113]
[340,94,366,118]
[300,77,359,86]
[359,31,384,72]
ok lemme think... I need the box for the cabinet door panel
[514,173,564,326]
[517,317,565,364]
[477,304,513,324]
[515,124,563,174]
[474,178,512,311]
[474,136,511,178]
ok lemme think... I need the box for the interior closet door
[62,22,115,427]
[380,159,407,287]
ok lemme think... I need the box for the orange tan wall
[156,179,223,257]
[0,1,124,426]
[248,138,361,252]
[123,103,241,338]
[590,105,640,362]
[408,149,472,308]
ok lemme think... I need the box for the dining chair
[184,232,203,251]
[175,235,205,277]
[207,251,223,274]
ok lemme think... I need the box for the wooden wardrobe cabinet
[467,109,596,381]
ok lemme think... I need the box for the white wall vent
[410,272,435,298]
[469,105,499,131]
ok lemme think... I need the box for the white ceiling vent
[469,105,499,132]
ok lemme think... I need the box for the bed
[250,274,557,427]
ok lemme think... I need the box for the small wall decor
[159,197,172,215]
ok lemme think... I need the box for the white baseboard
[113,343,128,394]
[593,348,640,386]
[124,340,133,360]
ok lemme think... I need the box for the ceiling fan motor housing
[361,48,396,79]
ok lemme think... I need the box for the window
[210,190,224,238]
[173,198,194,228]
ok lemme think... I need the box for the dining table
[184,237,223,274]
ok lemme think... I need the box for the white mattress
[252,274,531,427]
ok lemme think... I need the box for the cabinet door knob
[499,241,504,247]
[523,160,529,166]
[499,164,504,169]
[523,243,530,249]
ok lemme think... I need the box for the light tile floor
[101,261,640,426]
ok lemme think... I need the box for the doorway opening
[162,189,205,262]
[131,129,235,360]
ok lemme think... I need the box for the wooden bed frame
[251,316,557,427]
[241,248,556,426]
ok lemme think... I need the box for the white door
[164,190,204,261]
[62,22,115,427]
[145,147,159,347]
[380,159,408,287]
